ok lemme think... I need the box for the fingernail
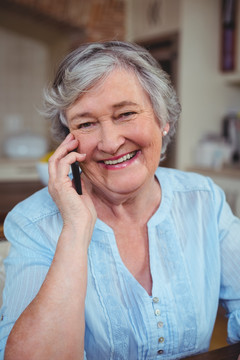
[65,133,74,142]
[66,133,72,139]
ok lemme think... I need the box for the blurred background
[0,0,240,217]
[0,0,240,350]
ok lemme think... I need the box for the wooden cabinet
[0,158,44,237]
[0,180,44,237]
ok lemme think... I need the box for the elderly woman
[0,41,240,360]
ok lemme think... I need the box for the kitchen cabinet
[0,180,44,237]
[0,158,44,237]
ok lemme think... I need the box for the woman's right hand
[48,133,97,249]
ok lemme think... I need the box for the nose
[97,122,125,154]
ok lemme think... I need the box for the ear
[162,123,170,136]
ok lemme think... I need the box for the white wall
[0,8,73,157]
[126,0,240,170]
[0,27,49,155]
[177,0,240,169]
[126,0,180,41]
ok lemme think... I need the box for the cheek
[142,128,163,164]
[133,114,161,144]
[73,132,96,157]
[136,124,162,149]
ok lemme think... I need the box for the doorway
[138,33,179,168]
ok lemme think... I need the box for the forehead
[70,68,151,111]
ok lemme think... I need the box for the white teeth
[104,151,136,165]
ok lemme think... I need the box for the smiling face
[66,68,165,201]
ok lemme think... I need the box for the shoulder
[4,187,61,251]
[156,167,215,193]
[7,187,59,224]
[4,187,60,236]
[155,167,233,225]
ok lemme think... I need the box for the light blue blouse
[0,168,240,359]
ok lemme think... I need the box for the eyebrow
[69,101,139,122]
[112,101,139,109]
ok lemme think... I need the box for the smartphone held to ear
[64,126,82,195]
[71,161,82,195]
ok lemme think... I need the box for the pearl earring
[163,130,168,136]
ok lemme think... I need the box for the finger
[50,138,79,163]
[56,152,86,181]
[49,132,79,164]
[62,132,73,143]
[48,138,79,180]
[49,153,86,192]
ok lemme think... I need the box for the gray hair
[43,41,181,158]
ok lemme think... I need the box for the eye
[77,122,95,129]
[119,111,137,119]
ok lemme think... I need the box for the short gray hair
[43,41,181,158]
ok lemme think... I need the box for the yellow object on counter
[39,151,55,163]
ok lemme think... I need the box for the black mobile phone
[63,126,82,195]
[71,161,82,195]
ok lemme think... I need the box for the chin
[105,172,151,196]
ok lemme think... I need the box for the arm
[5,133,96,360]
[219,213,240,344]
[213,182,240,344]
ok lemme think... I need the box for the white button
[158,337,164,343]
[155,309,161,316]
[157,321,163,328]
[153,297,159,303]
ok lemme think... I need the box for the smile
[103,151,137,165]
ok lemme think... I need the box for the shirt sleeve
[0,209,54,359]
[212,181,240,344]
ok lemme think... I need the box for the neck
[83,175,161,226]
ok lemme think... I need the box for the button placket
[157,321,163,328]
[152,296,165,356]
[155,308,161,316]
[158,337,164,344]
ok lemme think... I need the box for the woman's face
[66,69,165,199]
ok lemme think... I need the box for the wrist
[59,222,93,252]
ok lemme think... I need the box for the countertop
[0,157,40,181]
[187,165,240,179]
